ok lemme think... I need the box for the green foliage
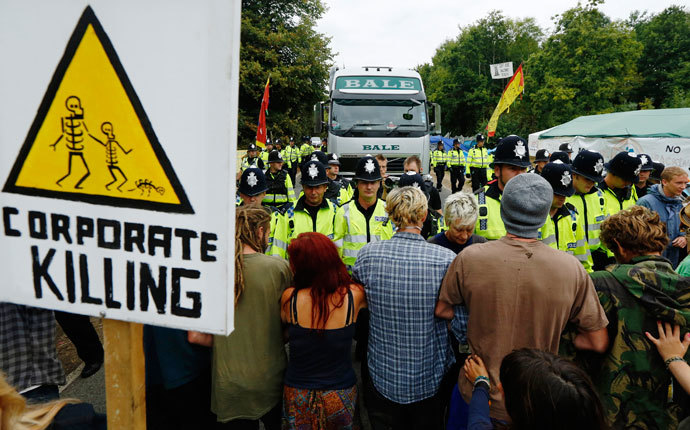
[633,6,690,108]
[419,11,543,138]
[239,0,333,148]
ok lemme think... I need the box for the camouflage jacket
[590,255,690,429]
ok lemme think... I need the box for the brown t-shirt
[439,236,608,421]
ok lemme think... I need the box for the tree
[238,0,333,148]
[525,4,643,131]
[633,6,690,108]
[418,11,543,139]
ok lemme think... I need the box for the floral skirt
[282,384,360,430]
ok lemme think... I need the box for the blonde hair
[600,206,668,256]
[386,186,427,228]
[235,206,271,305]
[444,192,479,228]
[0,373,77,430]
[661,166,688,182]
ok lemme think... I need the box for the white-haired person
[428,192,487,253]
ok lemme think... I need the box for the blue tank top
[284,289,357,390]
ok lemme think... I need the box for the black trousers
[365,374,444,430]
[434,165,446,189]
[450,166,465,193]
[146,369,216,430]
[470,167,487,193]
[54,311,103,364]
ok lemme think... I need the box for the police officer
[468,134,489,192]
[558,143,574,160]
[549,151,571,164]
[237,167,269,208]
[540,161,593,272]
[634,153,655,198]
[447,139,465,192]
[283,137,300,183]
[475,135,531,240]
[299,136,313,161]
[263,150,296,210]
[334,156,394,273]
[259,139,274,166]
[240,143,264,172]
[566,150,607,268]
[530,149,551,175]
[398,171,444,239]
[268,161,337,259]
[431,140,447,191]
[325,152,353,205]
[595,151,643,266]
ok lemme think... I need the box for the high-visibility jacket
[447,149,463,167]
[334,199,393,272]
[282,145,300,167]
[240,156,264,172]
[474,183,506,240]
[431,150,447,167]
[468,147,489,168]
[539,203,593,272]
[324,178,353,206]
[263,169,296,206]
[299,143,313,160]
[598,182,638,257]
[566,189,606,252]
[268,197,337,259]
[259,150,270,165]
[485,153,495,181]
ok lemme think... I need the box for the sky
[316,0,689,69]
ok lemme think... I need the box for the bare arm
[435,300,454,320]
[187,330,213,347]
[574,327,609,353]
[646,322,690,395]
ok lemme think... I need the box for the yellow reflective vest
[539,204,593,272]
[431,150,447,167]
[474,183,506,240]
[598,183,638,258]
[468,147,489,168]
[334,198,394,272]
[267,197,337,259]
[299,143,313,160]
[447,149,463,167]
[282,145,300,167]
[566,189,606,252]
[263,169,296,206]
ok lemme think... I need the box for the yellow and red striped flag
[255,77,270,148]
[486,64,524,137]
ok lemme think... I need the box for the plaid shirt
[353,232,460,404]
[0,303,65,391]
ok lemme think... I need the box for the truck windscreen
[330,99,427,137]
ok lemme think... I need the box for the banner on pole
[490,62,514,80]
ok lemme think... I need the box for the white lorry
[314,66,441,175]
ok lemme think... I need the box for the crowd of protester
[4,135,690,430]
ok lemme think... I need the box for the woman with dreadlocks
[211,206,291,429]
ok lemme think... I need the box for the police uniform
[468,134,489,192]
[262,150,296,210]
[475,135,531,240]
[268,161,337,259]
[431,142,447,190]
[325,152,353,206]
[634,153,655,199]
[447,140,465,193]
[282,139,300,183]
[240,143,265,171]
[529,149,550,175]
[333,156,393,273]
[566,150,607,255]
[549,151,571,165]
[237,168,281,251]
[259,143,273,165]
[558,142,574,161]
[594,151,643,266]
[299,136,313,161]
[539,162,593,272]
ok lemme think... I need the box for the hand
[672,236,687,248]
[645,321,690,361]
[187,330,213,347]
[463,354,489,384]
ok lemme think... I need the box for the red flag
[255,77,270,148]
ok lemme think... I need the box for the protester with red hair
[281,232,367,429]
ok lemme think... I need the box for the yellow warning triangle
[4,7,193,214]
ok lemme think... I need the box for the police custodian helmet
[238,167,268,196]
[301,161,329,187]
[355,156,382,181]
[541,161,575,197]
[605,152,643,182]
[549,151,571,165]
[571,150,605,183]
[492,135,531,168]
[267,150,283,163]
[534,149,551,162]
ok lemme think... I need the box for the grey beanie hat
[500,174,553,238]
